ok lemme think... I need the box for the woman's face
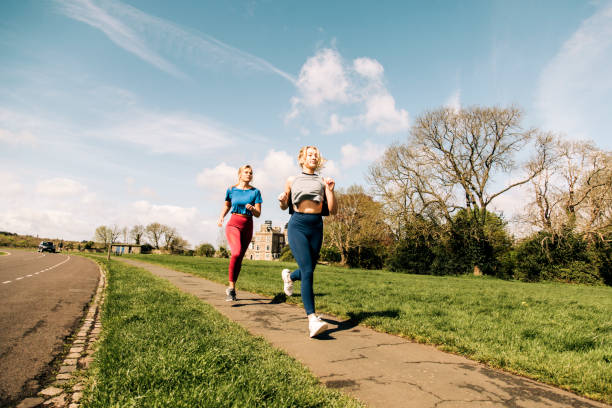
[240,167,253,183]
[303,148,319,170]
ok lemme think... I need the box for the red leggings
[225,214,253,283]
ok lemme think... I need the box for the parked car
[38,241,56,253]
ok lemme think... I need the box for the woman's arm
[278,177,293,210]
[246,203,261,217]
[218,201,231,226]
[324,177,337,215]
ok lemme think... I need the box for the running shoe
[308,316,328,338]
[225,287,236,301]
[281,268,293,296]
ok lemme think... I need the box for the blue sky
[1,0,611,247]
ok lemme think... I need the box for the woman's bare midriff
[294,199,324,214]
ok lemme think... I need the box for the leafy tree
[216,246,230,258]
[196,243,215,257]
[324,185,391,266]
[369,106,551,273]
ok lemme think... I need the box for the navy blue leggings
[288,212,323,316]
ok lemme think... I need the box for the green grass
[123,254,612,404]
[81,256,363,408]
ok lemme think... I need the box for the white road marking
[1,254,71,286]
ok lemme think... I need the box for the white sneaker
[281,269,293,296]
[308,316,328,338]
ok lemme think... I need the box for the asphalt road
[0,249,99,406]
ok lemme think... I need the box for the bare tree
[525,139,612,242]
[324,185,390,264]
[130,225,145,245]
[162,226,178,250]
[94,225,121,246]
[94,225,121,260]
[369,106,552,232]
[146,222,164,249]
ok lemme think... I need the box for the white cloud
[256,149,299,194]
[445,89,461,114]
[125,177,157,198]
[105,112,236,154]
[353,57,384,80]
[0,107,52,147]
[36,178,87,197]
[55,0,185,79]
[130,201,199,226]
[196,150,299,200]
[196,162,238,196]
[323,113,350,134]
[320,159,340,179]
[1,172,25,196]
[341,140,386,169]
[0,128,38,147]
[536,3,612,145]
[287,48,410,135]
[362,93,409,134]
[294,48,350,107]
[55,0,295,83]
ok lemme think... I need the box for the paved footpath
[119,258,610,408]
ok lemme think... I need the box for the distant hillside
[0,231,97,251]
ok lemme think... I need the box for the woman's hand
[323,177,335,191]
[217,215,224,227]
[245,204,254,212]
[278,191,288,203]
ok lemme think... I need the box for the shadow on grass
[318,309,401,340]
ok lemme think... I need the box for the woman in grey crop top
[278,146,337,338]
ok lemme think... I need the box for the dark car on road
[38,241,56,253]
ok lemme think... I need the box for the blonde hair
[298,146,326,171]
[236,165,253,183]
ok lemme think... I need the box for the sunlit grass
[124,254,612,403]
[81,256,363,408]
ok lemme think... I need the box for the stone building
[245,220,288,260]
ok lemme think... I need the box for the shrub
[320,246,341,263]
[195,243,215,257]
[386,237,434,274]
[279,245,295,262]
[216,246,230,258]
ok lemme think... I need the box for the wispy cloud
[101,111,239,154]
[55,0,295,83]
[55,0,185,78]
[287,48,409,135]
[536,2,612,145]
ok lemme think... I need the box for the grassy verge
[81,256,363,407]
[123,254,612,403]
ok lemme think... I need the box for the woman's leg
[233,218,253,282]
[288,214,321,316]
[225,216,247,285]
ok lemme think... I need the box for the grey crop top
[287,173,329,216]
[291,173,325,204]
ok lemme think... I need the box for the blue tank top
[225,187,262,216]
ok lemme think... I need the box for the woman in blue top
[217,165,262,301]
[278,146,337,337]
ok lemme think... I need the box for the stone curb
[15,264,106,408]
